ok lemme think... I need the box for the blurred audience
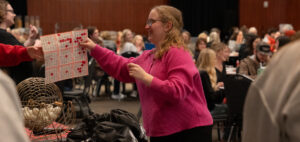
[182,30,194,54]
[248,27,258,35]
[207,31,220,47]
[275,35,291,51]
[193,38,207,61]
[239,34,260,60]
[228,30,244,52]
[133,34,145,54]
[238,42,271,79]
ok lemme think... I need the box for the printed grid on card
[41,29,88,84]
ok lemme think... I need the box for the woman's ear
[163,21,173,32]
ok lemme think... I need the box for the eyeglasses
[146,19,162,26]
[6,9,15,14]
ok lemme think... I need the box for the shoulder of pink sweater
[165,46,192,59]
[167,46,188,54]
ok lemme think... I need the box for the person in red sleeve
[0,43,43,67]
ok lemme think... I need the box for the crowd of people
[1,0,300,141]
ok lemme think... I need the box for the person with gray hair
[248,27,258,35]
[279,24,294,34]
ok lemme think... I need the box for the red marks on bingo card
[81,61,86,67]
[77,67,82,73]
[41,29,88,84]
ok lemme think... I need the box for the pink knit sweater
[91,45,213,136]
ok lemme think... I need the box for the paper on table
[41,29,88,84]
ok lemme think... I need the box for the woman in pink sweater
[80,5,213,142]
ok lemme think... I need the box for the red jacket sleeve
[0,43,32,67]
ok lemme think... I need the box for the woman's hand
[26,46,44,61]
[79,38,97,50]
[24,25,39,46]
[28,25,38,40]
[217,82,224,88]
[128,63,153,86]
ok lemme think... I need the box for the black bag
[66,122,91,142]
[63,94,92,119]
[110,109,142,140]
[67,110,147,142]
[92,121,137,142]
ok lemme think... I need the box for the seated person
[238,42,271,79]
[196,48,224,111]
[210,42,227,85]
[193,38,207,62]
[228,30,244,52]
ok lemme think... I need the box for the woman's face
[134,36,143,46]
[236,31,243,41]
[217,49,227,62]
[4,4,16,27]
[91,29,99,41]
[125,31,133,42]
[197,41,206,51]
[182,32,190,44]
[145,9,167,46]
[224,47,230,61]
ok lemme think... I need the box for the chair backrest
[224,74,252,116]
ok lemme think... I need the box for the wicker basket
[17,77,63,132]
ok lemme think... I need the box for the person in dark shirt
[196,48,224,111]
[210,42,227,84]
[239,34,260,60]
[0,0,39,84]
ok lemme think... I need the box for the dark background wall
[6,0,300,38]
[169,0,238,40]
